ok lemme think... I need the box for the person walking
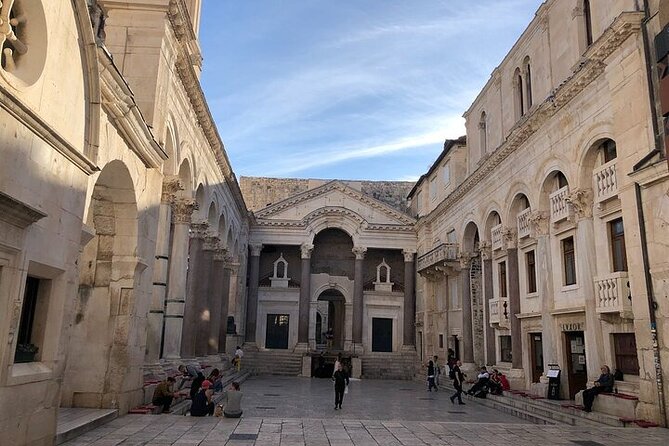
[427,360,438,392]
[433,355,441,388]
[233,346,244,372]
[332,362,349,410]
[449,360,465,405]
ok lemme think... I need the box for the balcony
[593,160,618,204]
[549,186,569,222]
[491,224,504,250]
[416,243,458,272]
[517,208,531,239]
[488,296,509,326]
[595,272,632,316]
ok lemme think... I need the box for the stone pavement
[60,376,669,445]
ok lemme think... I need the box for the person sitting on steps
[151,376,179,414]
[467,366,490,397]
[582,365,614,412]
[190,380,215,417]
[219,381,244,418]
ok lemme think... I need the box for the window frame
[526,250,537,294]
[609,217,627,272]
[500,335,513,363]
[562,236,577,286]
[498,260,507,298]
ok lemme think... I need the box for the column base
[293,342,310,353]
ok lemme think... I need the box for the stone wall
[240,177,414,214]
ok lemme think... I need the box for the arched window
[514,67,524,119]
[584,0,593,47]
[523,56,532,109]
[599,139,617,163]
[479,111,487,154]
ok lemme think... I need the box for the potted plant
[15,343,38,363]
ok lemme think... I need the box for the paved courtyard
[62,376,669,445]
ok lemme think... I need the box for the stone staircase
[242,350,303,376]
[361,352,418,380]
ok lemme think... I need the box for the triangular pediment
[254,181,415,226]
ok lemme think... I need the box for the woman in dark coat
[427,360,438,391]
[332,362,349,410]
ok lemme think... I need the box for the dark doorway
[613,333,639,376]
[266,314,289,349]
[372,318,393,352]
[315,313,322,344]
[316,289,345,350]
[452,335,460,361]
[530,333,543,383]
[565,331,587,399]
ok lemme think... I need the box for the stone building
[409,0,669,426]
[0,1,248,444]
[241,179,418,378]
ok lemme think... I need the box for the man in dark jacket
[582,365,614,412]
[152,377,178,413]
[449,360,466,405]
[332,362,349,410]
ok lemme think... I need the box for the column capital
[479,241,492,260]
[171,198,198,224]
[250,243,263,256]
[203,235,220,251]
[501,227,517,252]
[212,247,228,261]
[224,257,240,272]
[352,246,367,260]
[161,175,184,204]
[190,221,209,239]
[300,243,314,259]
[402,249,416,263]
[458,252,473,269]
[566,188,593,221]
[528,210,550,237]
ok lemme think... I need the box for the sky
[200,0,544,182]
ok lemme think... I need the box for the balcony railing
[595,272,632,315]
[491,224,504,250]
[517,208,531,238]
[593,160,618,204]
[489,298,500,324]
[488,296,509,326]
[549,186,569,222]
[416,243,458,272]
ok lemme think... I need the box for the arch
[304,207,364,247]
[461,221,480,253]
[194,183,206,221]
[538,169,570,216]
[64,160,140,409]
[479,111,488,155]
[217,211,227,239]
[177,158,192,198]
[163,118,179,175]
[523,56,532,109]
[503,184,533,224]
[484,210,502,241]
[226,229,234,250]
[206,202,218,229]
[513,67,524,119]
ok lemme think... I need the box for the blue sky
[200,0,544,181]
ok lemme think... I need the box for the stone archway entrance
[62,160,140,411]
[317,289,345,351]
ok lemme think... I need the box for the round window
[0,0,47,88]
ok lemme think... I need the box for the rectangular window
[499,261,507,298]
[15,276,42,363]
[609,218,627,272]
[500,335,512,362]
[526,250,537,294]
[439,334,444,349]
[613,333,639,376]
[443,162,451,186]
[430,177,437,200]
[562,236,576,286]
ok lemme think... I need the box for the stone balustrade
[488,296,509,326]
[593,160,618,204]
[517,208,531,239]
[549,185,569,222]
[595,272,632,315]
[416,243,458,272]
[489,298,500,324]
[491,224,503,250]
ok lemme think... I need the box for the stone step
[55,408,118,445]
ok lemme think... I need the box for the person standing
[234,346,244,372]
[449,360,465,405]
[333,353,342,377]
[427,360,438,392]
[332,362,349,410]
[433,355,441,388]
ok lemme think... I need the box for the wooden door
[564,331,587,400]
[372,318,393,352]
[530,333,543,383]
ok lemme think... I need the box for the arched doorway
[317,289,345,351]
[63,160,140,410]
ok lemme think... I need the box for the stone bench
[575,390,639,418]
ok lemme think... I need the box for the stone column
[162,198,197,359]
[459,254,474,364]
[352,246,367,352]
[296,243,313,351]
[504,227,522,369]
[205,243,226,355]
[530,211,557,372]
[568,189,604,380]
[480,242,496,365]
[180,222,209,358]
[194,235,218,356]
[218,258,235,354]
[146,176,182,362]
[245,243,262,345]
[402,250,416,348]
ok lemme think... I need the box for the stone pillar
[506,240,523,369]
[402,250,416,348]
[146,176,182,362]
[459,254,474,364]
[352,246,366,352]
[162,198,197,359]
[480,242,496,365]
[530,211,557,372]
[194,235,218,356]
[206,245,227,355]
[296,243,313,351]
[181,222,209,358]
[245,244,262,345]
[218,259,235,354]
[568,190,604,380]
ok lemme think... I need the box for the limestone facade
[0,1,248,444]
[410,0,669,426]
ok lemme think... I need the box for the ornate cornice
[255,180,415,225]
[420,12,643,228]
